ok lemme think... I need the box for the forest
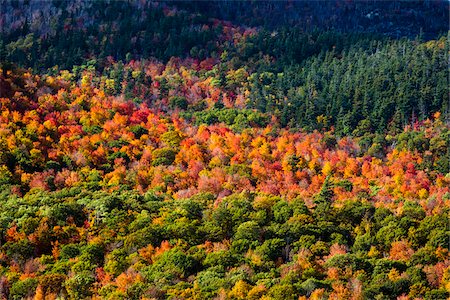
[0,1,449,299]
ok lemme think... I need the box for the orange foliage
[389,240,414,261]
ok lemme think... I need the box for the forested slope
[0,1,449,299]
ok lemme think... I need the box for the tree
[314,175,334,219]
[64,271,95,299]
[9,278,38,300]
[152,148,176,166]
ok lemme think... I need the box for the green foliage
[203,250,239,268]
[246,37,448,134]
[234,221,260,241]
[0,186,446,298]
[152,148,177,166]
[144,248,198,283]
[194,108,269,131]
[104,248,130,276]
[65,271,96,299]
[10,278,38,300]
[325,254,370,272]
[130,125,148,139]
[169,96,189,110]
[314,176,334,219]
[60,244,81,260]
[255,238,285,261]
[3,240,34,261]
[161,130,183,148]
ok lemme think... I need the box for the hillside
[0,1,449,299]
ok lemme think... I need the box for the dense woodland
[0,1,449,299]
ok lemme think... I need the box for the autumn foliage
[0,2,449,298]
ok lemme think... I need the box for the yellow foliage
[247,285,267,300]
[418,188,428,199]
[105,79,115,91]
[152,216,164,226]
[322,161,333,176]
[442,267,450,291]
[21,172,32,184]
[228,280,252,299]
[81,74,91,87]
[209,156,222,168]
[43,119,55,130]
[368,246,380,258]
[316,114,328,125]
[46,76,55,85]
[246,249,263,267]
[388,268,401,282]
[60,70,74,81]
[435,247,449,261]
[253,195,277,211]
[393,174,403,185]
[132,70,142,79]
[308,159,318,173]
